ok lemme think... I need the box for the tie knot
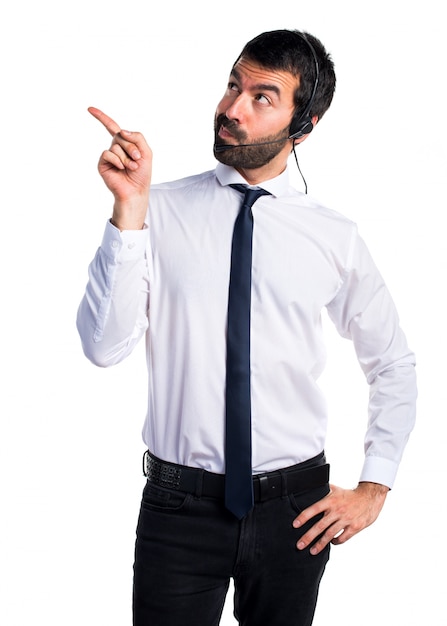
[230,184,271,208]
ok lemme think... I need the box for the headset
[288,32,320,140]
[214,31,320,192]
[215,31,321,152]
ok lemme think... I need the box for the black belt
[143,451,329,502]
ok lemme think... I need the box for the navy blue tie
[225,184,271,519]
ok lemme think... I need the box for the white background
[1,1,445,624]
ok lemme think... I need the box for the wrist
[356,481,390,497]
[111,197,148,231]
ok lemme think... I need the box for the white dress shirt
[77,163,417,487]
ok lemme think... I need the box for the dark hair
[233,29,336,122]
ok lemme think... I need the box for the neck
[235,149,290,185]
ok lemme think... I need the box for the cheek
[215,95,230,116]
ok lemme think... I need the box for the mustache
[215,114,247,142]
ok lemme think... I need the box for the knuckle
[315,536,327,549]
[110,144,122,156]
[350,520,363,534]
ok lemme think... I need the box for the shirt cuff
[359,456,399,489]
[101,219,149,261]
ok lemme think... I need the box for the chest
[148,201,345,313]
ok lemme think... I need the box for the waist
[143,451,329,502]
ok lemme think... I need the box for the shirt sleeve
[326,228,417,488]
[76,220,151,367]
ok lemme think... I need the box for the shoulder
[283,186,354,223]
[151,170,218,196]
[276,188,358,243]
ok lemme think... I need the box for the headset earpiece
[288,118,314,140]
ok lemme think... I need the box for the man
[77,29,417,626]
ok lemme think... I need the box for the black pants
[133,461,330,626]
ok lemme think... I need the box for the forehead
[231,57,300,97]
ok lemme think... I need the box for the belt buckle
[258,475,270,502]
[255,471,282,502]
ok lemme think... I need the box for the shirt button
[128,242,136,250]
[111,240,119,249]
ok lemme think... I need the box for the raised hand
[88,107,152,230]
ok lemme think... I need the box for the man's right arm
[76,221,150,367]
[76,108,153,367]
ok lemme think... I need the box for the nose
[225,93,248,123]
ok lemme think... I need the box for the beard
[213,114,290,169]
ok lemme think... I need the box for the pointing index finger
[88,106,121,137]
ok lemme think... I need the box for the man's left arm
[294,229,417,554]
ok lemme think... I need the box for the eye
[255,94,270,105]
[227,82,240,93]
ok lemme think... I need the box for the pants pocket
[288,483,330,516]
[141,481,192,512]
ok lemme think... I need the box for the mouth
[218,125,234,140]
[215,114,245,143]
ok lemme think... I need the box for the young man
[77,29,416,626]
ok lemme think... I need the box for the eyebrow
[231,68,281,97]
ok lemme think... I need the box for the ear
[292,115,319,145]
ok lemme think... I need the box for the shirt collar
[215,163,290,198]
